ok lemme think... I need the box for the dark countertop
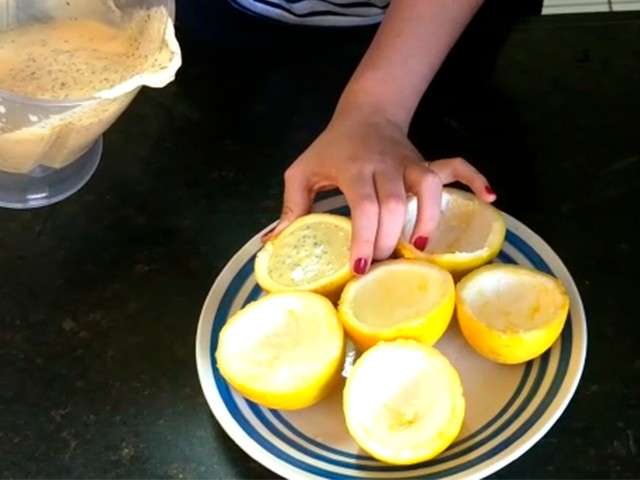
[2,3,640,479]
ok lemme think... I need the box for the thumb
[262,167,313,242]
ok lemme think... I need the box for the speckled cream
[268,223,350,287]
[0,6,179,174]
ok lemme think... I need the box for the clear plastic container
[0,0,177,209]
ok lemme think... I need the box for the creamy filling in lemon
[268,222,350,286]
[462,271,567,331]
[350,267,450,328]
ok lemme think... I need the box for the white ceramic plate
[196,195,587,480]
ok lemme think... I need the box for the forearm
[335,0,484,131]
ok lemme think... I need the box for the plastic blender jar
[0,0,177,209]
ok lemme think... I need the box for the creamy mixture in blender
[0,3,180,173]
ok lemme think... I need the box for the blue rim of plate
[196,197,587,480]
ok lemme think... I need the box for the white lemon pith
[397,188,506,274]
[255,213,352,300]
[338,260,455,351]
[215,292,345,409]
[344,340,465,465]
[456,264,570,364]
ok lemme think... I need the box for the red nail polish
[353,258,369,275]
[413,236,429,251]
[485,185,496,196]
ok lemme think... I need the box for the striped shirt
[230,0,389,26]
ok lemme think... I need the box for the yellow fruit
[255,213,352,301]
[344,340,465,465]
[215,292,345,409]
[338,259,455,352]
[456,264,570,364]
[397,188,506,275]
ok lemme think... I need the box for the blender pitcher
[0,0,180,209]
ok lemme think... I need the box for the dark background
[2,1,639,478]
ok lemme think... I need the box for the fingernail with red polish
[413,236,429,251]
[353,258,369,275]
[485,185,496,196]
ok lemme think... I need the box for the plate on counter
[195,194,587,480]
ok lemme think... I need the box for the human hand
[265,107,495,275]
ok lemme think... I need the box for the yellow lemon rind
[215,292,345,409]
[396,188,506,274]
[455,264,570,364]
[254,213,353,301]
[337,260,455,352]
[343,340,465,465]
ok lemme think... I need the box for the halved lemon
[456,264,570,364]
[255,213,352,301]
[338,259,455,352]
[397,188,506,275]
[344,340,465,464]
[215,292,345,409]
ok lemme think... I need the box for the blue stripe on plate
[265,251,532,461]
[229,249,541,471]
[269,365,534,462]
[242,335,548,472]
[247,251,534,463]
[209,221,572,478]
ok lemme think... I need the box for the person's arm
[269,0,496,274]
[339,0,483,131]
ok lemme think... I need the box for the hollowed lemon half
[344,340,465,464]
[338,259,455,352]
[255,213,352,301]
[456,264,570,364]
[397,188,506,275]
[216,292,345,409]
